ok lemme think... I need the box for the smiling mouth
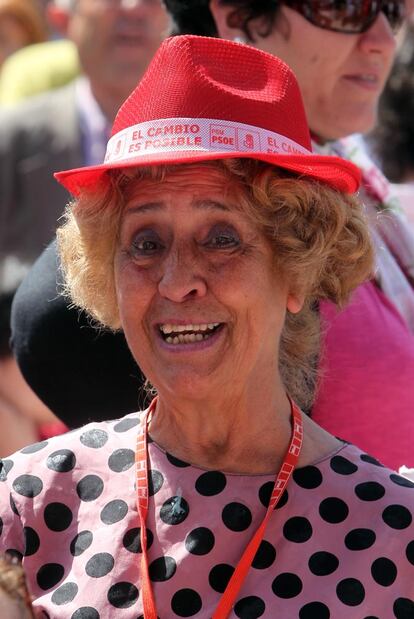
[158,323,222,345]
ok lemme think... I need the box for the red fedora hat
[55,35,361,195]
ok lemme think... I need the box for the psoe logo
[210,124,236,149]
[106,135,126,162]
[237,128,260,151]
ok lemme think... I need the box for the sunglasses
[284,0,405,34]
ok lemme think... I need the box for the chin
[153,372,219,402]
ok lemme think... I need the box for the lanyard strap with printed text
[135,397,303,619]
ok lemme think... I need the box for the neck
[148,383,294,474]
[88,79,131,123]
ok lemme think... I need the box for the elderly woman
[1,35,413,618]
[12,0,414,473]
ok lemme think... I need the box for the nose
[157,245,207,303]
[358,12,397,55]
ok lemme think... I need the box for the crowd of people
[0,0,414,616]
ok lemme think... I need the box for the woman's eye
[206,228,240,249]
[131,234,163,256]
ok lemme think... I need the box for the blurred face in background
[0,13,30,66]
[211,1,398,141]
[67,0,168,98]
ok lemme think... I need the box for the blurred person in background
[11,0,414,472]
[368,17,414,222]
[0,0,47,68]
[0,0,168,443]
[0,554,34,619]
[0,287,61,458]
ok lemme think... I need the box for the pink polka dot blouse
[0,412,413,618]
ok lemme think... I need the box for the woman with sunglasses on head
[1,34,413,619]
[10,0,414,472]
[159,0,414,474]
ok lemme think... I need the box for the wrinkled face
[67,0,168,98]
[115,164,298,400]
[216,5,397,140]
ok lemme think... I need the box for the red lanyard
[135,397,303,619]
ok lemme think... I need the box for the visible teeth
[164,329,218,345]
[160,322,220,334]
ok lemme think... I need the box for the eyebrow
[124,199,231,216]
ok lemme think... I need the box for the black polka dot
[76,475,104,502]
[123,527,153,553]
[355,481,385,501]
[209,563,234,593]
[252,540,276,569]
[171,588,202,617]
[272,572,303,598]
[71,607,99,618]
[114,417,139,432]
[20,441,48,454]
[37,563,65,590]
[406,540,414,565]
[382,504,412,529]
[10,495,19,515]
[360,453,383,466]
[47,449,76,473]
[390,473,414,488]
[330,455,358,475]
[107,582,139,608]
[23,526,40,556]
[276,489,289,509]
[308,551,339,576]
[44,502,73,531]
[149,556,176,581]
[148,470,164,496]
[108,448,135,472]
[258,481,273,507]
[345,528,376,551]
[222,502,252,532]
[160,496,189,525]
[80,429,108,448]
[259,481,288,509]
[195,471,226,496]
[85,552,114,578]
[12,474,43,498]
[319,497,349,523]
[234,596,265,618]
[336,578,365,606]
[52,582,78,605]
[6,549,22,562]
[371,557,397,586]
[100,499,128,525]
[283,516,312,543]
[185,527,215,555]
[293,466,322,489]
[70,531,93,557]
[166,453,190,467]
[299,602,330,619]
[0,459,14,481]
[393,598,414,619]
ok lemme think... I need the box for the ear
[209,0,245,41]
[286,293,305,314]
[46,4,71,36]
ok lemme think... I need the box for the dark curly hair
[368,22,414,182]
[163,0,280,41]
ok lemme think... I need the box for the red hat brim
[55,149,361,196]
